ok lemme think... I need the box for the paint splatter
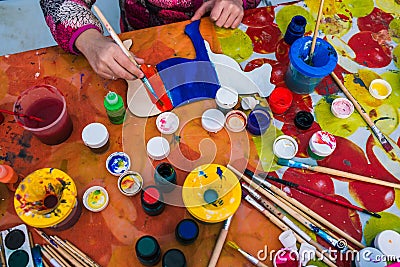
[342,0,374,18]
[275,5,315,35]
[199,170,208,178]
[216,27,253,62]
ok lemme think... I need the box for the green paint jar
[104,91,125,124]
[135,235,161,266]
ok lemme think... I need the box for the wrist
[75,28,103,54]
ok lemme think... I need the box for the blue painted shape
[156,20,220,107]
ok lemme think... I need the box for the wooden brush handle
[208,229,229,267]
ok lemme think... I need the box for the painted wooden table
[1,1,400,266]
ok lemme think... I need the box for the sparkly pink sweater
[40,0,260,54]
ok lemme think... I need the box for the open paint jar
[369,79,392,99]
[83,186,109,212]
[106,152,131,176]
[118,171,143,196]
[225,110,247,132]
[273,135,298,160]
[308,131,336,160]
[154,162,177,193]
[156,112,180,135]
[331,98,354,119]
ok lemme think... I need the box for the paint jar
[81,122,110,154]
[308,131,337,160]
[354,247,386,267]
[201,109,226,133]
[106,152,131,176]
[147,136,170,160]
[294,111,314,130]
[273,135,298,160]
[175,219,199,245]
[273,248,300,267]
[215,87,238,114]
[285,37,338,94]
[104,91,125,124]
[141,186,165,216]
[241,97,259,110]
[118,171,143,196]
[135,235,161,266]
[284,15,307,45]
[268,87,293,114]
[156,112,180,135]
[154,162,177,193]
[331,98,354,119]
[83,186,109,212]
[225,110,247,132]
[369,79,392,100]
[13,84,73,145]
[246,108,271,136]
[0,164,19,191]
[373,230,400,259]
[162,249,187,267]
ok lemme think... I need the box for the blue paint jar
[154,162,177,193]
[246,108,271,136]
[284,15,307,45]
[162,249,187,267]
[141,186,165,216]
[175,219,199,245]
[285,36,338,94]
[135,235,161,266]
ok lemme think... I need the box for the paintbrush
[92,6,161,105]
[262,175,381,218]
[277,158,400,189]
[226,241,268,267]
[330,72,394,154]
[0,236,6,267]
[308,0,325,63]
[208,215,233,267]
[0,108,44,122]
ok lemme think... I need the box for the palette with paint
[0,224,34,267]
[182,164,241,223]
[127,20,274,118]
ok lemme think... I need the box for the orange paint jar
[0,164,19,191]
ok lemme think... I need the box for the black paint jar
[294,111,314,130]
[162,249,187,267]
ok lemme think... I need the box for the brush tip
[226,241,240,250]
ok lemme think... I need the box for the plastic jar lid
[294,111,314,130]
[215,87,238,110]
[81,123,109,148]
[162,249,186,267]
[241,97,259,110]
[175,219,199,245]
[146,136,170,160]
[331,98,354,119]
[83,186,109,212]
[225,110,247,132]
[273,135,298,159]
[374,230,400,257]
[118,171,143,196]
[106,152,131,176]
[201,109,226,133]
[135,235,161,263]
[156,112,180,135]
[354,247,386,267]
[309,131,336,157]
[369,79,392,100]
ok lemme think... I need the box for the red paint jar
[268,87,293,114]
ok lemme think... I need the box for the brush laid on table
[208,215,234,267]
[226,241,268,267]
[262,175,381,218]
[277,158,400,189]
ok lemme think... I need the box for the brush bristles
[226,240,240,250]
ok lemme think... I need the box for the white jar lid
[273,135,298,159]
[156,112,180,135]
[278,230,297,251]
[355,247,386,267]
[331,98,354,119]
[83,186,109,212]
[147,136,170,160]
[309,131,336,157]
[201,109,226,133]
[82,123,109,149]
[215,87,238,109]
[106,152,131,176]
[369,79,392,100]
[374,230,400,257]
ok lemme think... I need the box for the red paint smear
[140,64,173,111]
[246,23,282,54]
[242,6,275,27]
[337,13,350,22]
[357,7,394,33]
[348,31,391,68]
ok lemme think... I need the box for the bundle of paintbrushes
[34,229,100,267]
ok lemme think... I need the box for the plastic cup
[285,37,338,94]
[13,84,73,145]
